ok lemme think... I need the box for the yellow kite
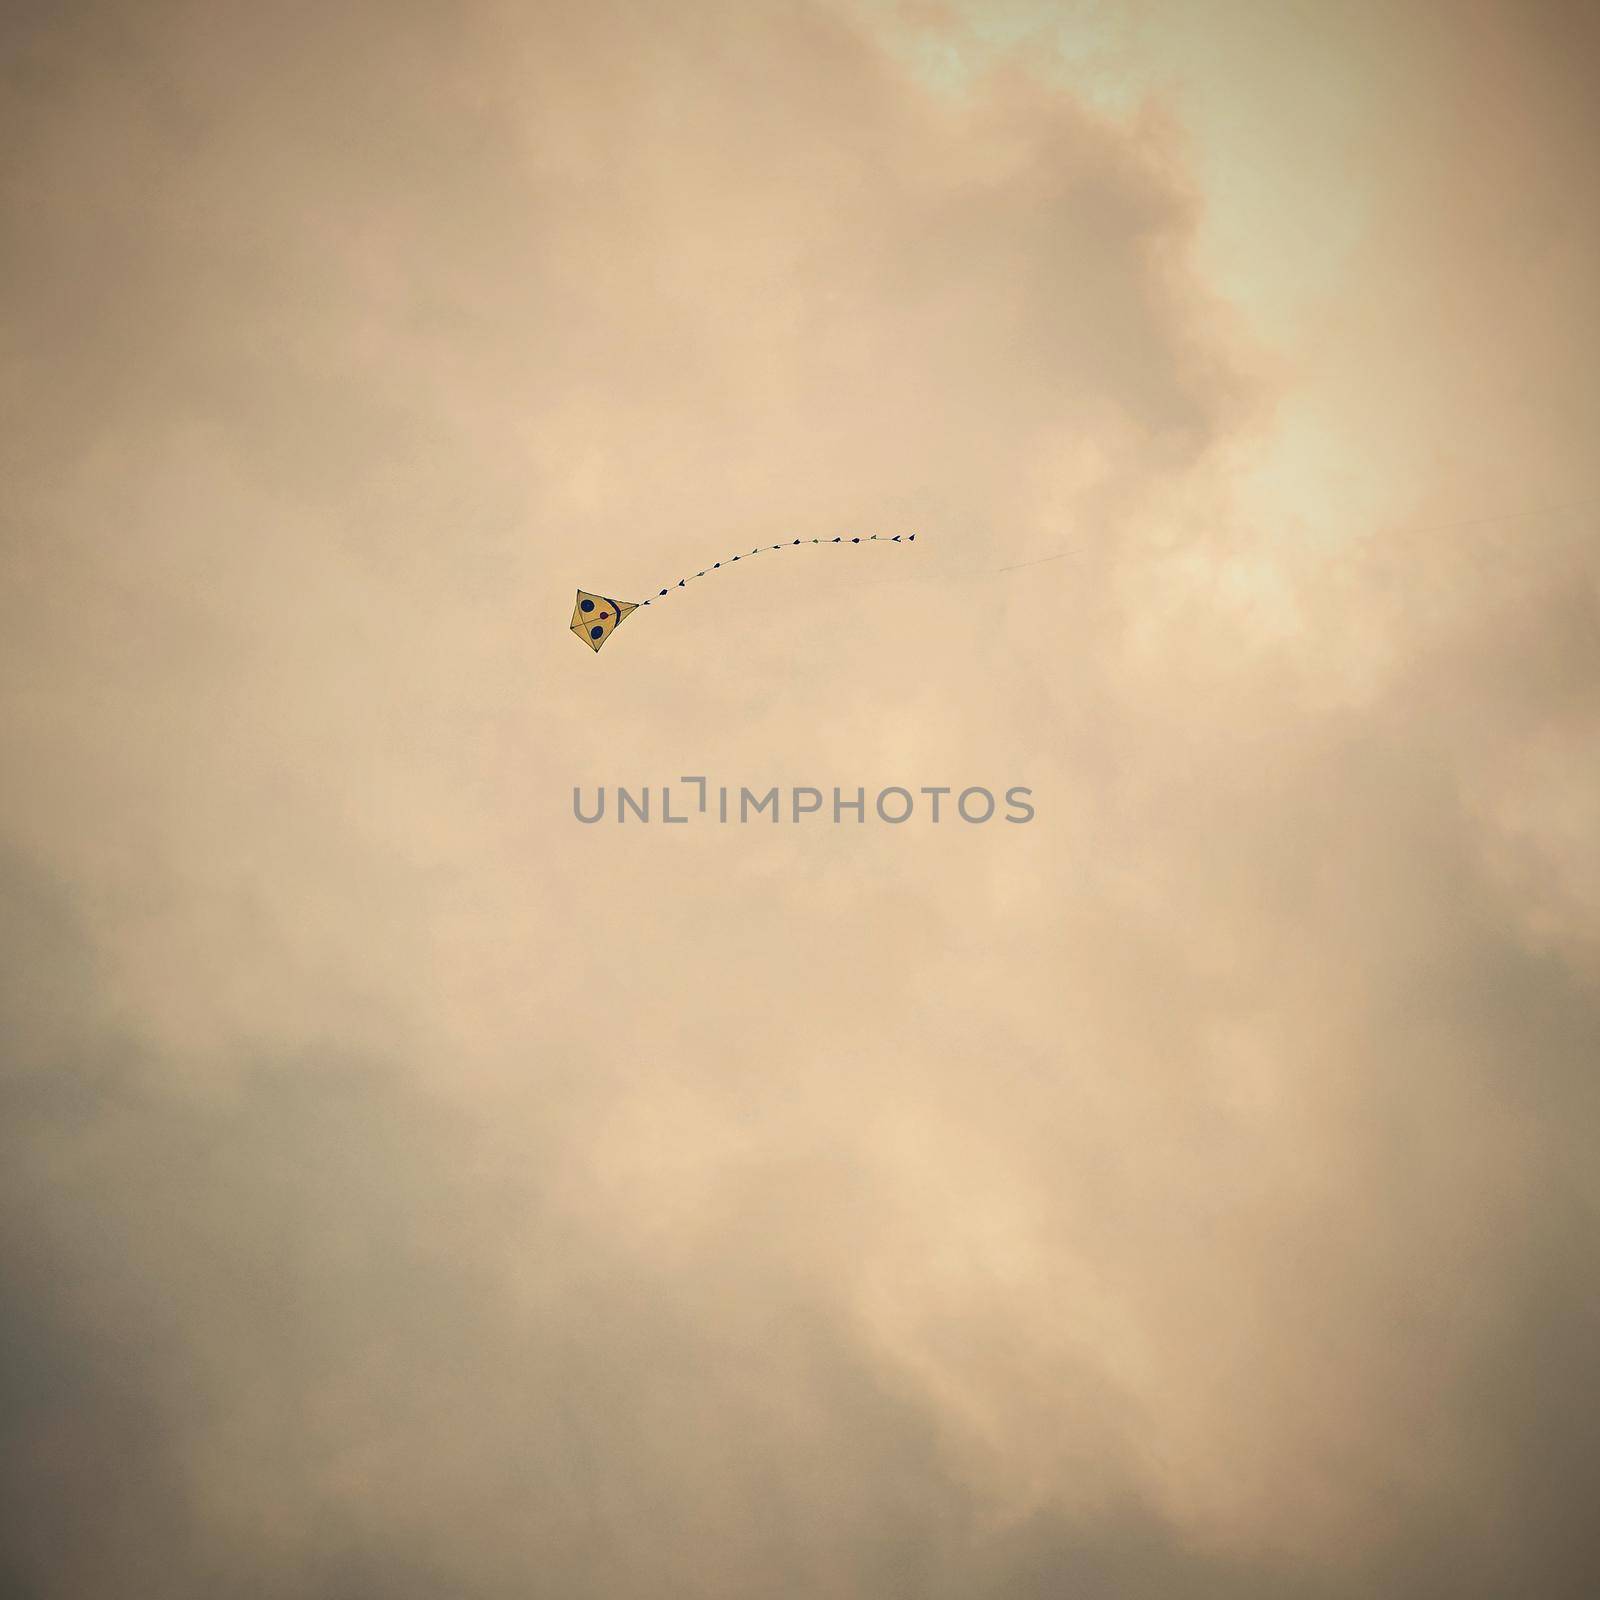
[570,533,914,652]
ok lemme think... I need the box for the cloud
[2,1,1597,1595]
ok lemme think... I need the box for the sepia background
[3,1,1598,1593]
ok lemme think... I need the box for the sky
[2,1,1598,1594]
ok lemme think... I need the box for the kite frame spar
[571,532,916,652]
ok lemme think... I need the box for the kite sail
[571,533,915,652]
[569,591,638,652]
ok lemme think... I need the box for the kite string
[621,495,1595,620]
[638,533,915,605]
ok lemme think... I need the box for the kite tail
[638,533,916,605]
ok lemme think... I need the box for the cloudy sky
[3,1,1597,1594]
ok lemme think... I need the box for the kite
[570,533,915,652]
[569,591,637,652]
